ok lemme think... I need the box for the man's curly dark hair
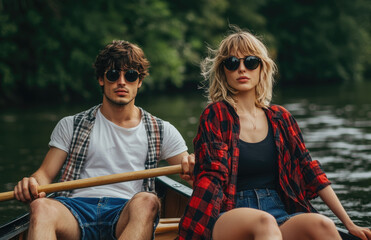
[93,40,150,82]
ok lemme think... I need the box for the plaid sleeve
[179,106,230,240]
[284,108,331,199]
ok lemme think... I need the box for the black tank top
[236,115,278,191]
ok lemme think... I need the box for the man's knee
[30,198,57,220]
[28,198,81,239]
[129,192,160,215]
[132,192,161,210]
[30,198,54,216]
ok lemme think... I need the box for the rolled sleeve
[302,159,331,199]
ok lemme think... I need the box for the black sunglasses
[223,56,261,71]
[105,69,139,83]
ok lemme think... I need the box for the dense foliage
[0,0,370,104]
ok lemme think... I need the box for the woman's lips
[237,76,250,82]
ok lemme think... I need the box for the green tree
[1,0,370,105]
[262,0,371,84]
[0,0,197,102]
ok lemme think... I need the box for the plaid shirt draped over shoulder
[179,101,331,240]
[57,104,163,197]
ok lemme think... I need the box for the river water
[0,82,370,229]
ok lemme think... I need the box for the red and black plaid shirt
[179,101,331,240]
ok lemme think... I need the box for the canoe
[0,176,361,240]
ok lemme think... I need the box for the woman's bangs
[228,36,260,57]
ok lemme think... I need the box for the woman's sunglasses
[105,69,139,83]
[223,56,261,71]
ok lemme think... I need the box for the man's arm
[166,152,195,185]
[14,147,67,203]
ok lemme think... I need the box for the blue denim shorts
[234,189,302,225]
[55,197,160,240]
[55,197,128,240]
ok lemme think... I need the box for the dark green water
[0,83,370,229]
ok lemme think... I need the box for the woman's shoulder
[205,100,230,110]
[197,101,237,126]
[268,104,292,117]
[202,101,235,117]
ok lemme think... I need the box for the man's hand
[14,177,46,203]
[180,153,195,185]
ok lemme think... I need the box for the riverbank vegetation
[0,0,370,105]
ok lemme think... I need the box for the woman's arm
[318,185,371,240]
[179,103,233,240]
[278,106,331,198]
[280,106,370,239]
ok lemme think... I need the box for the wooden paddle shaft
[0,164,182,202]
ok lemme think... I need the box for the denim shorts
[55,197,128,240]
[234,189,302,225]
[56,196,160,240]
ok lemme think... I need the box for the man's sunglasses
[105,69,139,83]
[223,56,261,71]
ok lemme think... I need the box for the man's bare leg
[115,192,160,240]
[28,198,80,240]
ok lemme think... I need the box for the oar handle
[0,164,182,202]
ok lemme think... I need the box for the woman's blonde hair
[201,26,277,109]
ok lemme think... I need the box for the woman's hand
[347,224,371,240]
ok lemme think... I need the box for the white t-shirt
[49,109,188,199]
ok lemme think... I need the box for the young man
[14,40,194,240]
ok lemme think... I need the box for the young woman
[178,27,371,240]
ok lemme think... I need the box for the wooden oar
[0,164,182,202]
